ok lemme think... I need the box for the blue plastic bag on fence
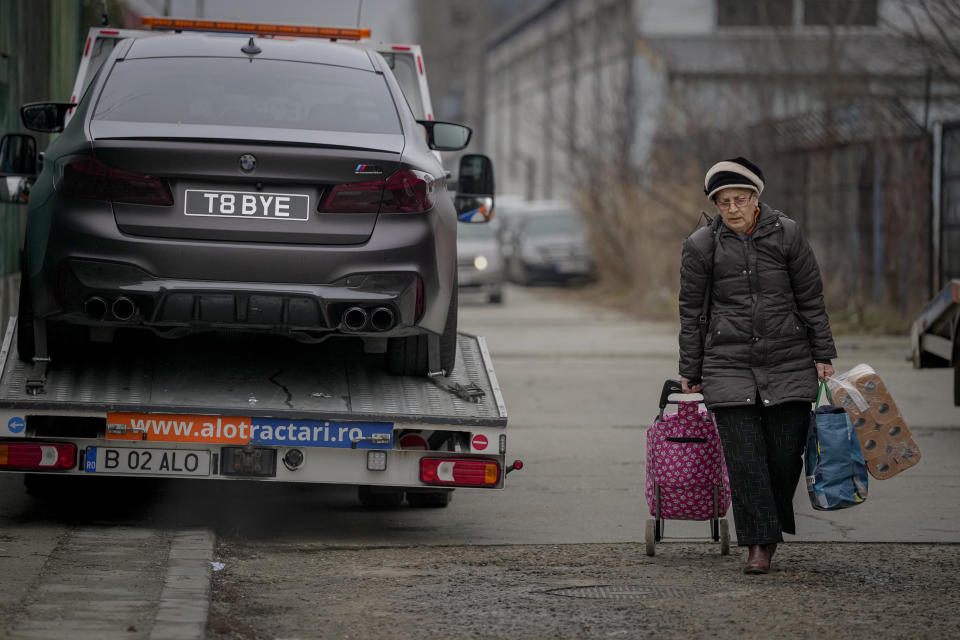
[805,382,869,511]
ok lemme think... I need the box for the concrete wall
[484,0,958,201]
[485,0,634,200]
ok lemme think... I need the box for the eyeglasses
[715,194,754,209]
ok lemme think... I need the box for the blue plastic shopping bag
[805,382,869,511]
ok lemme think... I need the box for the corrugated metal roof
[750,99,925,150]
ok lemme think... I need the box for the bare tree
[890,0,960,87]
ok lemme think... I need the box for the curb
[150,529,216,640]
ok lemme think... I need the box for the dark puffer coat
[678,202,837,409]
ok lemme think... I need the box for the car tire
[16,261,86,364]
[516,263,531,286]
[357,485,403,509]
[953,323,960,407]
[46,320,88,364]
[387,286,457,376]
[406,490,453,508]
[16,265,35,362]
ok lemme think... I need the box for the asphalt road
[0,284,957,639]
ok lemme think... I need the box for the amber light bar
[142,16,371,40]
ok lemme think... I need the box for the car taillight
[321,179,384,213]
[420,457,500,487]
[381,170,435,213]
[58,156,173,206]
[319,170,435,214]
[0,442,77,470]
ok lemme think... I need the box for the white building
[485,0,959,200]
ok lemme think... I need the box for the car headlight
[474,255,488,271]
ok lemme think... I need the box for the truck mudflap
[0,319,512,488]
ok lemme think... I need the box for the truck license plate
[184,189,309,221]
[84,447,211,476]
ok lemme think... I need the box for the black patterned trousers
[712,400,810,546]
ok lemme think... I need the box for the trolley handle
[657,379,703,420]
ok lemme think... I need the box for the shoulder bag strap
[698,217,718,345]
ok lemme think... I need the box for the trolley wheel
[719,519,730,556]
[645,519,656,556]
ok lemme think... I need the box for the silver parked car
[504,202,596,285]
[457,219,505,304]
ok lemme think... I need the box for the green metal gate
[0,0,83,333]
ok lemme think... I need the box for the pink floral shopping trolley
[644,379,732,556]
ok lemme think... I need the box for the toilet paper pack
[827,364,921,480]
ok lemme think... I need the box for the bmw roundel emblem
[239,154,257,172]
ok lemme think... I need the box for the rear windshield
[93,57,401,134]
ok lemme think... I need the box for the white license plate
[184,189,309,221]
[84,447,211,476]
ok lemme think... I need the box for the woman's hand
[816,362,835,382]
[681,377,703,394]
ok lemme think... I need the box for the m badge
[354,164,383,175]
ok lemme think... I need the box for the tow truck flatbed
[0,319,511,494]
[0,321,505,426]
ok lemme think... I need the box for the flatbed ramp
[0,322,506,427]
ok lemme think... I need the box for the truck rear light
[420,457,500,487]
[0,442,76,470]
[58,156,173,206]
[319,170,435,215]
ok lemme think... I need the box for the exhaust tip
[369,306,395,332]
[111,296,136,321]
[84,296,108,320]
[342,306,368,331]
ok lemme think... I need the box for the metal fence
[939,122,960,289]
[758,138,932,327]
[743,100,934,328]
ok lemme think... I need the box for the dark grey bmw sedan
[12,34,494,376]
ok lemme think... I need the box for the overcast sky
[123,0,416,43]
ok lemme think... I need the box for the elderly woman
[678,157,837,574]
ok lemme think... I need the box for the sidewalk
[209,540,960,639]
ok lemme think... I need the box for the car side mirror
[0,134,38,176]
[20,102,76,133]
[455,154,495,223]
[0,176,31,204]
[417,120,472,151]
[0,134,38,204]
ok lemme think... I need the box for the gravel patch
[208,541,960,639]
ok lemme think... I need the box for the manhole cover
[545,585,698,600]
